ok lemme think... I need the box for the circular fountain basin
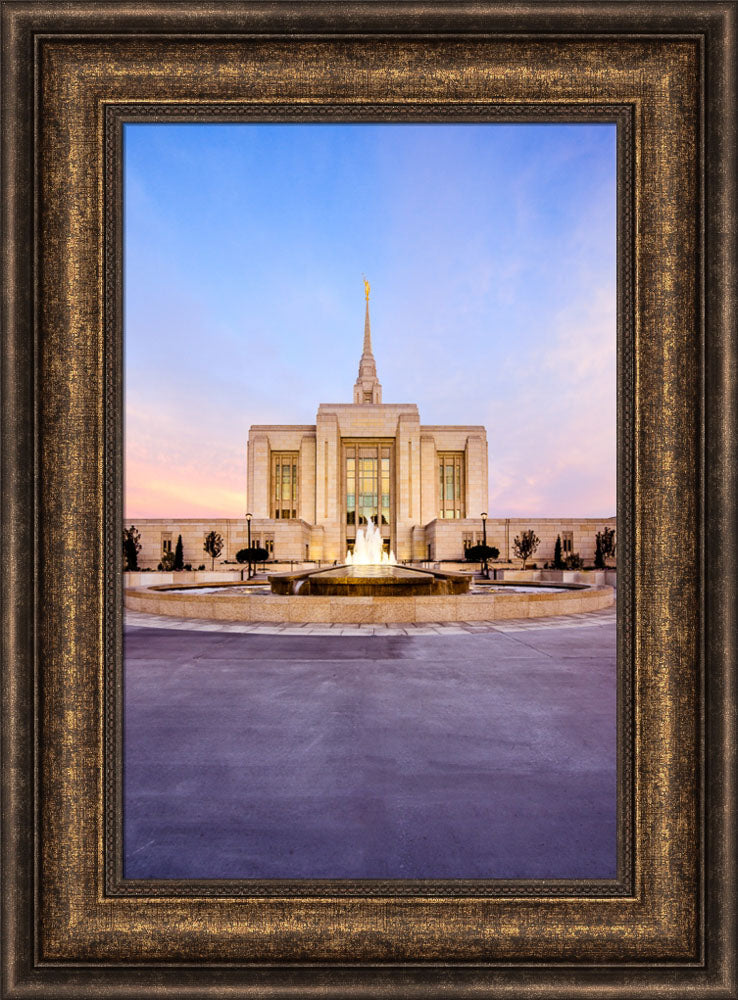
[269,563,470,597]
[124,574,614,624]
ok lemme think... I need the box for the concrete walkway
[125,606,616,635]
[124,610,617,881]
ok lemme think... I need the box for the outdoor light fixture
[481,512,489,579]
[246,512,253,579]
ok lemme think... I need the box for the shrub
[464,544,500,563]
[597,526,616,564]
[236,546,269,564]
[565,552,583,570]
[157,550,175,572]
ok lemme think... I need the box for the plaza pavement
[124,607,617,881]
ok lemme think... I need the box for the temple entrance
[343,439,393,557]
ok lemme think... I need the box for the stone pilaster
[395,411,421,560]
[464,432,488,519]
[247,432,270,518]
[298,433,317,524]
[315,410,341,560]
[419,434,437,525]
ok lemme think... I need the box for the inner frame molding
[2,5,733,993]
[102,99,635,902]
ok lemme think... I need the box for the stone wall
[127,518,313,569]
[424,516,616,563]
[125,515,616,568]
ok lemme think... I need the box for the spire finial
[363,275,370,301]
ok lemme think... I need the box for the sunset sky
[124,122,616,519]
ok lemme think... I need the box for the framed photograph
[2,2,735,998]
[121,116,621,891]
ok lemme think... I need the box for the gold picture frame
[1,2,735,996]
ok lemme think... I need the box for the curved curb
[125,583,614,625]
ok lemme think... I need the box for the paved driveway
[124,615,617,880]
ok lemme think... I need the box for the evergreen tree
[122,525,141,571]
[173,534,184,571]
[594,532,605,569]
[553,535,564,569]
[600,526,616,562]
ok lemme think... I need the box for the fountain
[345,521,396,567]
[268,523,470,597]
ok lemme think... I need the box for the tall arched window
[438,453,465,519]
[271,452,298,519]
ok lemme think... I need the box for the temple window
[271,452,298,520]
[438,453,465,519]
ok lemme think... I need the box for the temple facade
[245,283,488,563]
[128,286,615,568]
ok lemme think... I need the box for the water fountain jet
[345,522,396,567]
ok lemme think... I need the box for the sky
[124,122,616,519]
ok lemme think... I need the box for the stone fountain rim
[267,562,469,586]
[143,577,594,595]
[124,583,615,623]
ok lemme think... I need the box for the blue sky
[124,122,616,518]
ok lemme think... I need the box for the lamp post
[481,511,489,580]
[246,512,253,579]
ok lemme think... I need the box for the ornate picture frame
[1,2,735,997]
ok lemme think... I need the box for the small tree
[599,526,616,563]
[594,532,605,569]
[173,534,184,571]
[553,534,564,570]
[122,525,141,571]
[513,529,540,570]
[203,530,224,570]
[237,545,269,579]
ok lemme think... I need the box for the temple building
[245,280,488,563]
[129,285,615,569]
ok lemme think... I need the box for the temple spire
[353,278,382,404]
[362,280,373,356]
